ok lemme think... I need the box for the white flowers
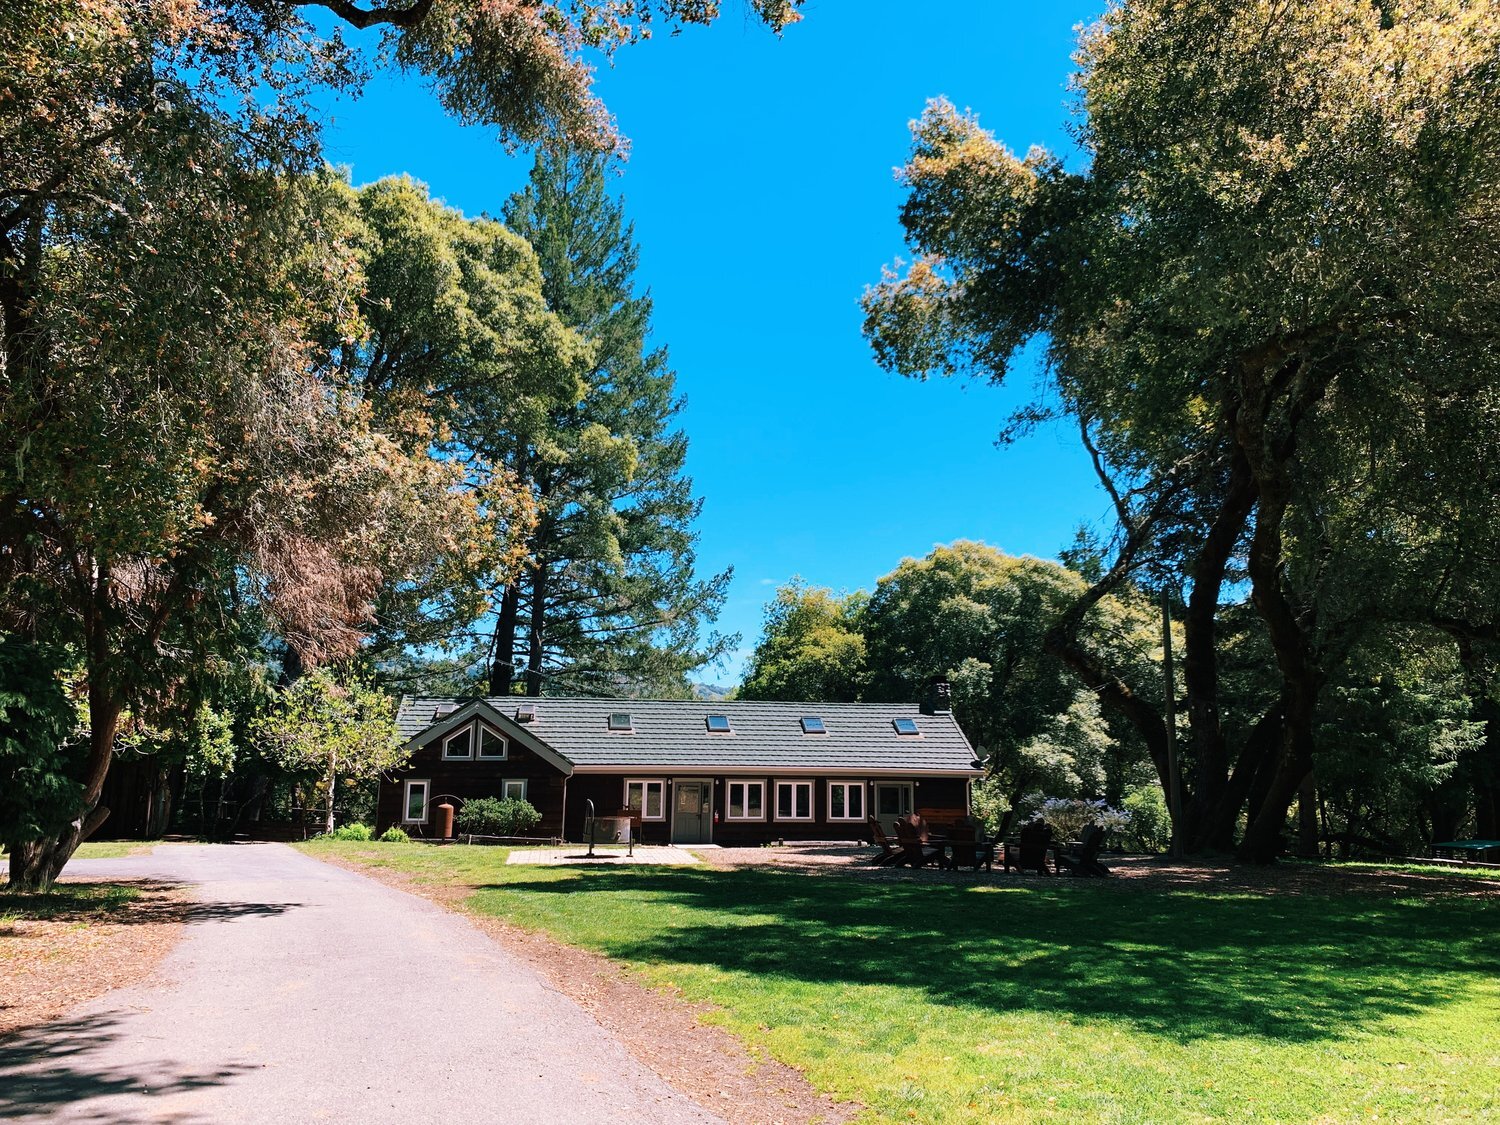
[1039,797,1131,840]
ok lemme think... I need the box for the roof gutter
[566,765,983,778]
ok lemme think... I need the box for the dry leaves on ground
[0,879,189,1039]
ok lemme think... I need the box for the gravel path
[0,843,723,1125]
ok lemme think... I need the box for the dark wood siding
[915,777,971,831]
[377,722,568,838]
[561,774,971,845]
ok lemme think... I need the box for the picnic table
[1432,839,1500,863]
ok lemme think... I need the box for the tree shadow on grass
[0,1011,255,1123]
[487,867,1500,1044]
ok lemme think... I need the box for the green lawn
[71,841,157,860]
[0,881,141,916]
[300,841,1499,1124]
[1301,859,1500,884]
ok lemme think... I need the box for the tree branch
[294,0,436,30]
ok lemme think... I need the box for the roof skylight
[800,716,827,735]
[608,712,633,732]
[893,717,921,736]
[705,714,732,733]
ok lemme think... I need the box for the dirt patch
[0,879,190,1039]
[312,852,856,1125]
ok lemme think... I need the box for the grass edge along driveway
[297,841,1500,1125]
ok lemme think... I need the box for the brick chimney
[920,676,953,716]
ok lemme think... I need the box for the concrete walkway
[0,843,722,1124]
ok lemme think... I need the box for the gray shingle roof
[395,696,980,775]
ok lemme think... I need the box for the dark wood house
[376,694,983,845]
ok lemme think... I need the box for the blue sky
[314,2,1108,684]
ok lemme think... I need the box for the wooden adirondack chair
[1004,819,1054,875]
[1056,824,1112,877]
[867,817,900,865]
[893,814,943,868]
[947,818,996,872]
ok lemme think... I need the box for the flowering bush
[1039,797,1131,841]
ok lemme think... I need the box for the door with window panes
[671,780,712,844]
[875,782,914,823]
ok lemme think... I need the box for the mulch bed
[0,879,191,1040]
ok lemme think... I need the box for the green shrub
[970,776,1011,837]
[456,795,541,837]
[377,825,409,843]
[327,822,372,841]
[1121,783,1171,853]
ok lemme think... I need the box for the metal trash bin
[584,816,632,845]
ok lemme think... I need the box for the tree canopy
[741,543,1160,832]
[864,0,1500,859]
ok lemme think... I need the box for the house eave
[402,699,575,776]
[566,764,983,778]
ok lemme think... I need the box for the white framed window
[828,780,867,821]
[403,779,430,824]
[625,779,666,820]
[477,725,508,760]
[501,779,528,801]
[774,780,814,821]
[726,780,765,821]
[442,725,474,760]
[875,782,914,818]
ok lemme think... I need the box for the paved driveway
[0,844,721,1124]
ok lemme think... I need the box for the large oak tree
[864,0,1500,859]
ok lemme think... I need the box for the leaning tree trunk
[6,677,123,891]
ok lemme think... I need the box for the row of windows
[401,778,528,824]
[441,722,508,762]
[626,779,914,823]
[401,775,919,826]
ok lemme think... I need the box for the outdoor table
[1431,839,1500,863]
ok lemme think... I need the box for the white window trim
[725,780,766,822]
[476,723,508,760]
[500,778,527,801]
[442,724,475,761]
[827,779,868,821]
[624,778,667,821]
[773,779,815,822]
[402,779,430,824]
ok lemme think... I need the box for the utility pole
[1162,586,1182,857]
